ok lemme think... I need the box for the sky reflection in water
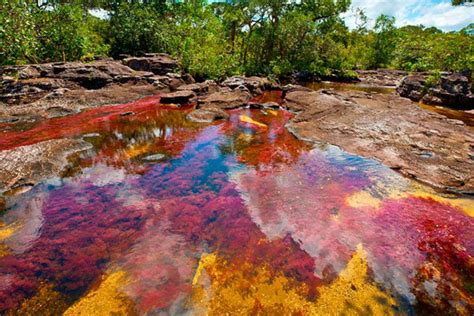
[0,95,472,315]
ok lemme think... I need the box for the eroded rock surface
[284,88,474,194]
[356,70,407,87]
[186,108,229,123]
[159,90,196,104]
[0,139,91,195]
[198,89,252,109]
[122,54,178,75]
[398,73,474,110]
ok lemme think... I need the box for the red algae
[0,95,473,314]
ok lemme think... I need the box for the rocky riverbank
[1,57,473,196]
[398,72,474,110]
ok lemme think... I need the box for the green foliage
[392,25,473,72]
[371,14,397,68]
[0,1,37,64]
[0,1,108,65]
[105,2,170,57]
[1,0,473,78]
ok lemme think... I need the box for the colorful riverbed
[0,93,473,315]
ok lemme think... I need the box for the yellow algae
[346,190,382,209]
[12,283,68,315]
[313,244,398,315]
[0,221,20,241]
[239,115,267,128]
[124,143,152,159]
[64,271,135,316]
[408,191,474,217]
[0,244,10,257]
[190,247,398,315]
[237,133,253,142]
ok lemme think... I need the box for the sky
[342,0,474,31]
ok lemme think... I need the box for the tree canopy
[1,0,473,79]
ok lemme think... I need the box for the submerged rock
[0,139,91,195]
[141,153,166,161]
[284,87,474,194]
[186,108,229,123]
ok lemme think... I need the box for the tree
[371,14,397,68]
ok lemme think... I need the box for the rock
[1,76,15,84]
[45,106,76,118]
[0,116,20,123]
[186,108,229,123]
[397,75,426,102]
[57,67,112,89]
[160,90,195,104]
[0,196,5,214]
[249,101,280,109]
[222,76,276,94]
[198,90,251,109]
[18,66,41,79]
[440,73,469,95]
[122,54,178,75]
[177,80,219,95]
[0,139,92,194]
[120,111,135,117]
[283,89,474,194]
[398,73,474,110]
[356,70,407,87]
[281,84,312,97]
[142,153,166,161]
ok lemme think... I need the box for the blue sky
[342,0,473,31]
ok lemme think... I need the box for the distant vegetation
[1,0,473,80]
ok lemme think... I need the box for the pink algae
[0,94,472,314]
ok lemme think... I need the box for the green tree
[371,14,397,68]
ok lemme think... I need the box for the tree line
[1,0,473,80]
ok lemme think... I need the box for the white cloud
[342,0,474,31]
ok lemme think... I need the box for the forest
[1,0,473,80]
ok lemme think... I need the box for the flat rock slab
[284,88,474,194]
[198,90,251,109]
[186,108,229,123]
[160,90,195,104]
[0,139,91,194]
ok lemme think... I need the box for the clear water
[0,93,472,315]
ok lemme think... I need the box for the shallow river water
[0,90,473,315]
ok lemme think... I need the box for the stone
[57,67,112,89]
[0,139,92,194]
[221,76,276,94]
[186,108,229,123]
[122,54,178,75]
[177,80,219,95]
[18,66,41,80]
[283,89,474,194]
[397,75,426,102]
[198,90,251,109]
[142,153,166,161]
[160,90,196,104]
[45,106,76,118]
[397,73,474,110]
[0,196,5,214]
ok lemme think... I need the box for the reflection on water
[306,81,395,94]
[419,103,474,128]
[0,95,473,315]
